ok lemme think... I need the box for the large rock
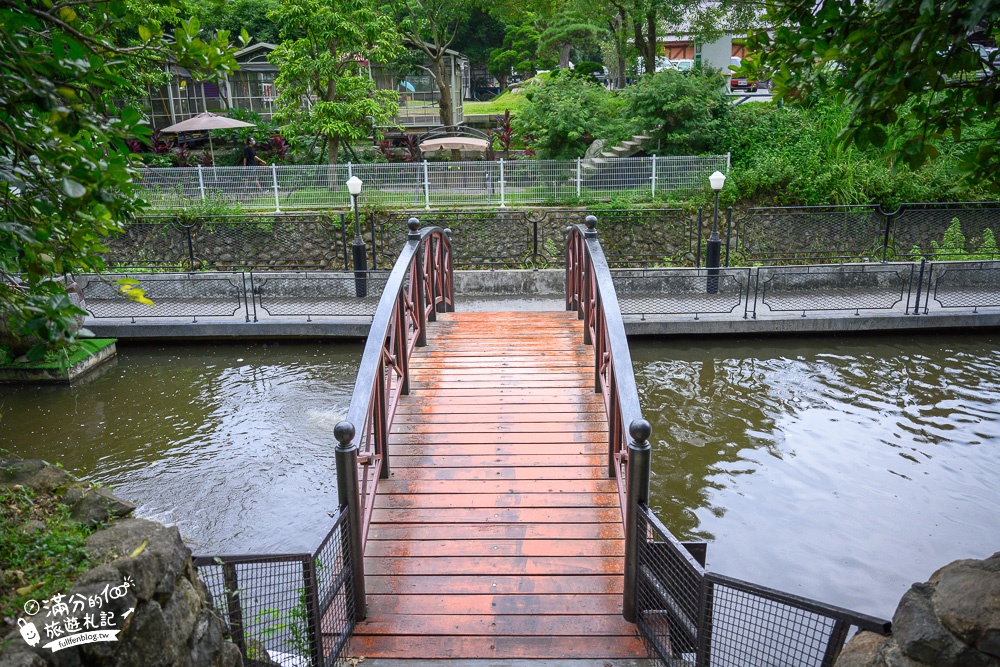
[0,461,242,667]
[933,554,1000,659]
[836,552,1000,667]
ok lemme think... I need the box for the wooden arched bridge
[322,216,890,665]
[194,216,891,667]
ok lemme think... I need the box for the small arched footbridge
[196,216,892,667]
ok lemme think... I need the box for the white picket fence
[136,154,730,211]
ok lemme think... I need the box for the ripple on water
[0,342,362,554]
[632,334,1000,618]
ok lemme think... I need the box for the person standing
[243,137,266,166]
[243,137,266,192]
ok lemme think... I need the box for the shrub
[720,98,996,206]
[622,68,730,155]
[513,73,628,159]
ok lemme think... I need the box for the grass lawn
[0,339,116,369]
[464,92,527,117]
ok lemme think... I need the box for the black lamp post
[706,170,726,294]
[346,176,367,298]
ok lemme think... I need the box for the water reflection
[632,335,1000,618]
[0,341,362,554]
[2,334,996,619]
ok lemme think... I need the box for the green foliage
[925,218,1000,261]
[212,109,277,146]
[537,10,604,68]
[574,61,604,82]
[489,21,545,86]
[514,73,628,158]
[393,0,478,127]
[622,68,730,155]
[176,198,246,224]
[753,0,1000,189]
[0,0,240,357]
[0,486,97,620]
[452,7,506,70]
[255,588,311,657]
[721,99,996,207]
[185,0,282,45]
[0,339,116,370]
[268,0,402,164]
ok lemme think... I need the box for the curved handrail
[566,215,651,623]
[334,217,453,620]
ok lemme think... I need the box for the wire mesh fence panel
[702,574,847,667]
[889,202,1000,260]
[580,157,654,198]
[754,263,913,317]
[311,511,354,667]
[613,268,751,318]
[927,261,1000,312]
[274,164,350,210]
[103,217,192,270]
[135,156,729,211]
[76,272,249,322]
[635,505,706,666]
[191,215,343,270]
[194,555,314,667]
[732,206,886,265]
[193,512,355,667]
[424,160,498,208]
[354,162,429,210]
[655,155,729,193]
[505,160,579,205]
[136,168,203,209]
[252,271,390,318]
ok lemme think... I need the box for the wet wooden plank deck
[350,311,645,660]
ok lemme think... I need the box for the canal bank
[79,266,1000,340]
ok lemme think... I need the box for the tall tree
[268,0,402,164]
[488,20,544,89]
[752,0,1000,186]
[394,0,478,128]
[0,0,239,358]
[186,0,283,45]
[617,0,700,75]
[452,7,506,83]
[537,8,604,68]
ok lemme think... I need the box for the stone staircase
[582,134,652,170]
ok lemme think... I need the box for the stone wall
[0,459,242,667]
[836,551,1000,667]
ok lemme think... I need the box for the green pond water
[1,334,997,619]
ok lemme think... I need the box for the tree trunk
[559,44,571,69]
[433,56,453,127]
[616,10,628,88]
[327,135,340,165]
[633,12,657,75]
[498,73,507,91]
[645,11,657,74]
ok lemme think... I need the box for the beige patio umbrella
[419,137,490,154]
[159,112,256,166]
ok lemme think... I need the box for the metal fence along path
[135,154,731,211]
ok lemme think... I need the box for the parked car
[729,56,759,92]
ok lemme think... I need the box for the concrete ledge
[624,310,1000,336]
[0,341,117,383]
[455,269,564,296]
[87,318,371,340]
